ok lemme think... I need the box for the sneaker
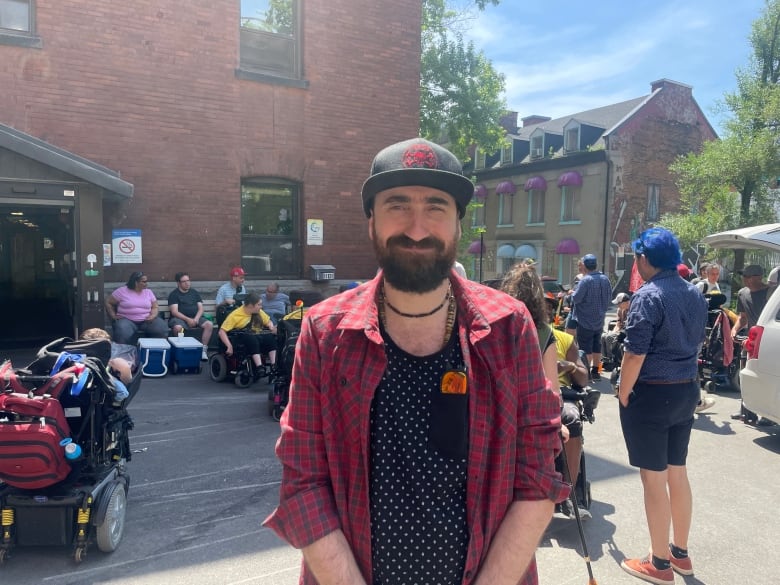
[201,347,208,361]
[621,555,674,585]
[252,366,265,383]
[669,544,693,575]
[574,504,592,520]
[590,367,601,381]
[695,393,715,413]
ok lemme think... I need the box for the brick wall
[608,81,717,248]
[0,0,422,282]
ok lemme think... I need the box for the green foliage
[420,0,507,161]
[666,0,780,258]
[242,0,293,35]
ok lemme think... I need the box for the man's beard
[373,231,457,293]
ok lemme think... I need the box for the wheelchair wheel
[96,481,127,552]
[209,354,227,382]
[235,368,252,388]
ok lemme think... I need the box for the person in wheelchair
[547,295,597,520]
[502,267,597,519]
[218,292,277,382]
[601,292,631,372]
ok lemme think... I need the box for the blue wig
[632,227,681,271]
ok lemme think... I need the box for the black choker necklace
[382,284,451,319]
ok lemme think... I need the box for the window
[527,189,545,225]
[474,149,486,170]
[239,0,304,85]
[560,186,581,223]
[241,178,300,277]
[471,202,486,228]
[530,136,543,159]
[0,0,30,31]
[0,0,40,47]
[565,126,579,152]
[500,142,513,165]
[647,184,660,222]
[497,193,513,225]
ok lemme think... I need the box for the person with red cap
[264,138,567,585]
[677,263,692,281]
[216,266,247,308]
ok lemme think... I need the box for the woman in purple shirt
[105,271,168,344]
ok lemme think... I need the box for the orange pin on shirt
[441,369,468,394]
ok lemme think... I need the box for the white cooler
[138,338,171,377]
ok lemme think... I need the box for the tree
[420,0,507,161]
[665,0,780,269]
[246,0,293,35]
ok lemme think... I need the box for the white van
[740,291,780,424]
[703,224,780,424]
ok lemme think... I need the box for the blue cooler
[137,338,171,377]
[167,336,203,374]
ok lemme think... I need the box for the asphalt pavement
[1,343,779,584]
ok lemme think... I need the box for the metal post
[479,232,484,283]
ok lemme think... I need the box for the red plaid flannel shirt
[264,273,568,585]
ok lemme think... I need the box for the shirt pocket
[428,391,469,460]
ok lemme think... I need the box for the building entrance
[0,203,76,349]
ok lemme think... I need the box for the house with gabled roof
[466,79,717,286]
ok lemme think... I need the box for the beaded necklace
[378,282,457,348]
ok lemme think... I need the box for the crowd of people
[102,135,774,585]
[105,267,289,363]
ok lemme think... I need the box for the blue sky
[462,0,769,135]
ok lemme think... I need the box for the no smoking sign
[112,229,143,264]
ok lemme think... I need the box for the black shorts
[619,380,699,471]
[233,331,276,355]
[576,326,601,354]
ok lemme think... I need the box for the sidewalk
[536,375,780,584]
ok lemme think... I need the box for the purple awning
[495,180,517,195]
[555,238,580,254]
[557,171,583,187]
[473,183,488,201]
[467,240,483,254]
[524,176,547,191]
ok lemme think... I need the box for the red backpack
[0,361,76,489]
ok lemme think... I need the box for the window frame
[237,0,307,87]
[500,142,513,165]
[470,201,486,229]
[474,149,486,170]
[527,188,545,226]
[530,135,544,159]
[497,193,514,226]
[647,183,660,222]
[559,185,581,224]
[564,125,580,152]
[240,177,301,278]
[0,0,41,48]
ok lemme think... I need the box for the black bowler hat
[361,138,474,218]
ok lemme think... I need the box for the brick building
[467,79,717,287]
[0,0,422,345]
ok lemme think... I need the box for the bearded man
[264,138,567,585]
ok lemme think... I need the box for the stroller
[698,293,741,393]
[0,337,141,564]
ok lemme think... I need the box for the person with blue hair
[618,227,708,585]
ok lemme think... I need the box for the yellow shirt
[552,329,575,387]
[220,307,271,333]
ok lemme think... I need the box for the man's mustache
[386,235,443,251]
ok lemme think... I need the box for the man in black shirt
[168,272,214,360]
